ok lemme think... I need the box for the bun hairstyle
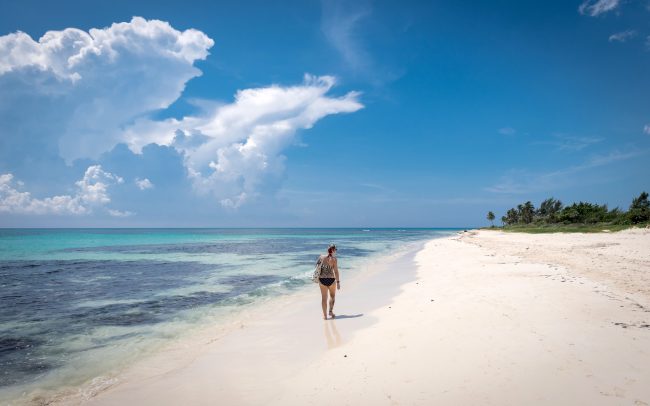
[327,244,337,256]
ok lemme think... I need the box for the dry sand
[65,229,650,405]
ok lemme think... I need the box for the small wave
[80,375,120,401]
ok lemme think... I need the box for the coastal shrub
[558,202,609,224]
[628,192,650,224]
[496,191,649,227]
[603,207,623,223]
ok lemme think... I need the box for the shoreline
[17,228,650,405]
[44,238,432,405]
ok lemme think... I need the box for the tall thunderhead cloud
[0,17,214,165]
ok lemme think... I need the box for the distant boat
[362,229,370,232]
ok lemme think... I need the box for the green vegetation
[490,191,650,233]
[486,211,495,227]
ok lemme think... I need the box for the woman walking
[318,244,340,320]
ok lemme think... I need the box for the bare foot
[329,311,335,318]
[323,315,328,320]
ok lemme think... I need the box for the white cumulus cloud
[121,74,363,208]
[0,165,124,215]
[182,75,363,208]
[0,16,212,80]
[0,17,214,163]
[135,178,154,190]
[578,0,620,16]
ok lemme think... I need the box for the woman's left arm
[334,258,340,290]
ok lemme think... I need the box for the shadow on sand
[331,313,363,320]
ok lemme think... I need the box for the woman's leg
[328,283,336,317]
[319,282,329,319]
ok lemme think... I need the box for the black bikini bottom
[319,278,335,287]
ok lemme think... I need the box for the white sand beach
[61,229,650,405]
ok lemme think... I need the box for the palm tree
[521,201,535,224]
[538,197,563,222]
[505,208,519,225]
[487,211,495,227]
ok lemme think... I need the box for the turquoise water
[0,228,458,402]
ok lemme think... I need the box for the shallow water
[0,228,458,402]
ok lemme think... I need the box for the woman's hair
[328,244,337,256]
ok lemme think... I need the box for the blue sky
[0,0,648,227]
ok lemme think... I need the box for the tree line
[487,191,649,226]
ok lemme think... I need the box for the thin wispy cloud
[321,0,373,72]
[320,0,402,86]
[609,30,636,43]
[281,186,516,207]
[365,195,519,206]
[578,0,620,16]
[498,127,516,136]
[108,209,134,217]
[537,134,604,151]
[360,182,387,190]
[643,124,650,135]
[485,149,646,194]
